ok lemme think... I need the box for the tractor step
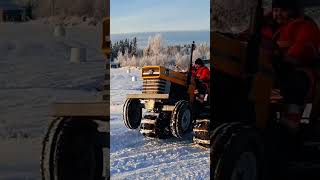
[193,128,210,132]
[193,137,210,147]
[141,119,156,124]
[144,112,160,117]
[140,129,154,134]
[195,119,210,123]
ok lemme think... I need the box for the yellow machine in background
[102,17,110,60]
[40,4,110,180]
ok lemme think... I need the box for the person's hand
[277,40,291,49]
[192,65,197,70]
[194,77,200,84]
[261,38,279,52]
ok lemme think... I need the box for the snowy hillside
[110,67,210,179]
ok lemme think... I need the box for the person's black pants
[195,79,207,95]
[273,60,310,105]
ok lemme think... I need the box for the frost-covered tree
[115,34,209,70]
[117,51,125,66]
[130,55,137,67]
[144,34,164,56]
[175,52,190,71]
[192,43,210,62]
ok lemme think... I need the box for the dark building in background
[0,2,28,22]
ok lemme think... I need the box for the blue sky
[111,0,210,34]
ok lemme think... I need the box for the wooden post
[54,25,66,37]
[51,0,55,16]
[70,48,86,63]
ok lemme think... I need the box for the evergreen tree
[119,40,124,55]
[132,37,137,56]
[129,41,133,55]
[124,38,130,54]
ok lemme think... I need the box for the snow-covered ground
[110,67,210,179]
[0,22,104,179]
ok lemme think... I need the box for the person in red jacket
[266,0,320,132]
[192,58,210,103]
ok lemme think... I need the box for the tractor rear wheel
[41,118,104,180]
[211,123,264,180]
[193,118,210,147]
[123,99,142,129]
[170,100,192,138]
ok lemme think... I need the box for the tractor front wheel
[170,100,192,138]
[123,99,142,129]
[211,123,264,180]
[41,118,104,180]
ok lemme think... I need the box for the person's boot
[280,104,304,161]
[196,94,205,103]
[280,104,302,134]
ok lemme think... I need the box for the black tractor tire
[193,118,210,148]
[123,99,142,129]
[41,118,104,180]
[211,123,264,180]
[140,112,171,139]
[170,100,192,138]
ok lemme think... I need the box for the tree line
[111,37,138,60]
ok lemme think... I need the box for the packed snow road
[110,68,210,179]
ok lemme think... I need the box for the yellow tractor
[40,2,110,180]
[211,0,320,179]
[123,42,211,144]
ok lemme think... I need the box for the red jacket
[192,65,210,83]
[277,17,320,64]
[261,12,278,40]
[262,16,320,99]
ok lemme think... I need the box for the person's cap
[195,58,204,65]
[272,0,300,10]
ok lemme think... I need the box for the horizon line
[111,29,210,35]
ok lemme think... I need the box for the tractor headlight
[148,69,154,75]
